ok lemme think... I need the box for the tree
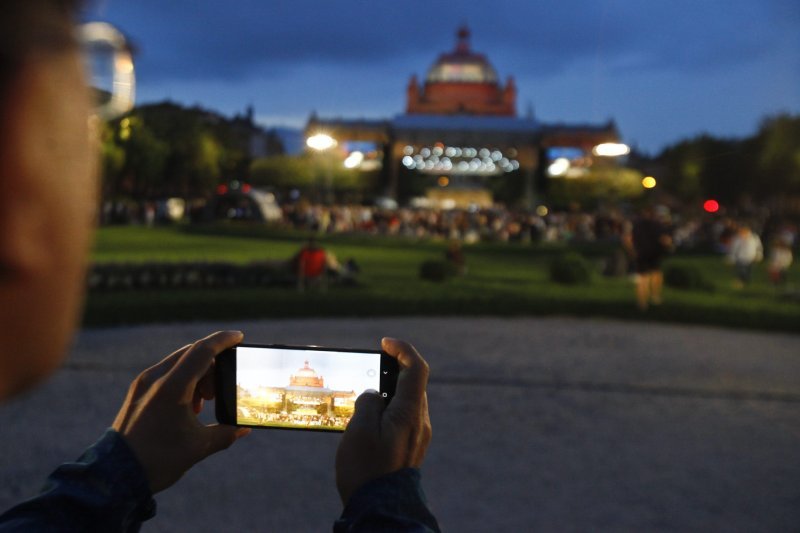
[120,117,169,198]
[546,167,645,208]
[100,121,125,196]
[250,155,315,189]
[647,113,800,207]
[99,102,281,200]
[754,114,800,197]
[250,153,377,201]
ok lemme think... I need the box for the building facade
[305,26,624,208]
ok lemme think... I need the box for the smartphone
[215,343,399,432]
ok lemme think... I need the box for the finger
[196,364,216,401]
[198,424,250,460]
[165,331,243,399]
[344,390,384,435]
[141,344,192,383]
[192,389,204,415]
[421,391,430,432]
[413,392,432,466]
[381,338,429,414]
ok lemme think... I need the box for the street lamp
[642,176,657,189]
[306,133,337,204]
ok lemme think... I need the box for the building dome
[426,27,498,84]
[296,361,317,377]
[406,26,516,117]
[289,361,325,388]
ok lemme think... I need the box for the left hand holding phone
[112,330,251,494]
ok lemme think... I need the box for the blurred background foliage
[100,102,800,211]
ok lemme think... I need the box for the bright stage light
[344,151,364,169]
[306,133,337,151]
[547,157,570,176]
[592,143,630,157]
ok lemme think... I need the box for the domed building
[237,359,357,427]
[305,26,625,208]
[406,26,516,116]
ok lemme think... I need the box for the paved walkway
[1,317,799,531]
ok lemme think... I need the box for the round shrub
[419,260,456,282]
[664,264,714,292]
[550,253,592,285]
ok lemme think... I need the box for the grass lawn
[84,224,800,333]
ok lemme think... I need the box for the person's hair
[0,0,82,98]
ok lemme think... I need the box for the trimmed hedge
[87,261,294,291]
[419,260,457,282]
[664,264,715,292]
[550,253,593,285]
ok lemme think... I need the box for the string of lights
[401,144,520,176]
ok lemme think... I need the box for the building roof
[392,114,540,134]
[284,385,333,394]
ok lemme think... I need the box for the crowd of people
[103,196,798,294]
[237,406,350,430]
[281,203,796,260]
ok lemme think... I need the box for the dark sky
[85,0,799,154]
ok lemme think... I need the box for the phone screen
[231,345,392,431]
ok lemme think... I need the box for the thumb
[346,390,384,434]
[200,424,250,459]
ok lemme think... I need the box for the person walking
[728,224,763,288]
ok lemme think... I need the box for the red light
[242,183,252,193]
[703,199,719,213]
[216,184,228,195]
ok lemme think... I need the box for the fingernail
[235,428,251,438]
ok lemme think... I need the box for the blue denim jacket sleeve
[334,468,440,532]
[0,429,156,532]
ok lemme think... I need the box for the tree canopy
[650,113,800,205]
[101,102,283,200]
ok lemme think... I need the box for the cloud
[84,0,798,152]
[86,0,792,85]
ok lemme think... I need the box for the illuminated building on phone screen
[237,360,356,422]
[305,25,625,208]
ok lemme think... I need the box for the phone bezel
[215,343,399,432]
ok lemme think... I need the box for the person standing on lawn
[624,206,673,311]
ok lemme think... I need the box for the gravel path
[1,317,798,531]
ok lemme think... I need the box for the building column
[384,140,401,200]
[518,145,539,210]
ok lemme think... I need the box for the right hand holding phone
[335,337,432,505]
